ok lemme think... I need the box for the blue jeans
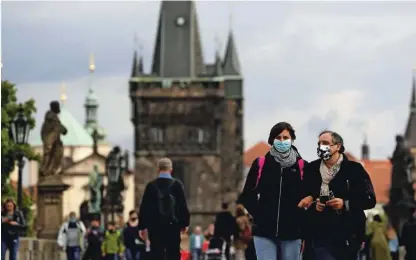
[191,248,202,260]
[66,246,81,260]
[125,248,141,260]
[253,236,302,260]
[1,238,19,260]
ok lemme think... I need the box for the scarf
[270,146,298,168]
[319,154,343,196]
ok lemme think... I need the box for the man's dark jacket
[139,177,190,230]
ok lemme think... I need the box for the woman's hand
[316,199,326,212]
[326,198,344,210]
[298,196,314,209]
[9,221,18,226]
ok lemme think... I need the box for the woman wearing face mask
[1,198,26,260]
[301,130,376,260]
[241,122,313,260]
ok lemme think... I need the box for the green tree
[1,80,39,236]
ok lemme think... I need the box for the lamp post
[10,104,30,209]
[106,150,119,221]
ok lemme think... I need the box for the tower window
[189,128,209,144]
[149,127,164,143]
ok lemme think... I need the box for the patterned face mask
[317,145,332,161]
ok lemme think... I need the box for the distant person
[139,157,190,260]
[400,207,416,260]
[83,218,104,260]
[368,215,391,260]
[101,221,125,260]
[204,224,215,240]
[387,226,399,260]
[241,122,311,260]
[57,211,86,260]
[1,198,26,260]
[189,226,204,260]
[302,130,376,260]
[214,202,237,259]
[123,210,145,260]
[234,204,251,260]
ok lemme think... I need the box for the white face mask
[317,145,332,161]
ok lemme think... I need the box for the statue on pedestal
[39,101,68,177]
[390,135,415,205]
[88,164,102,214]
[387,135,416,236]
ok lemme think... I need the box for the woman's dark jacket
[240,149,308,240]
[302,155,376,244]
[1,210,26,240]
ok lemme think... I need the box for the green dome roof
[31,106,93,147]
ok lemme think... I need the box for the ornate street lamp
[10,104,30,209]
[106,150,119,221]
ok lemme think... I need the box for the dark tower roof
[151,0,205,77]
[214,49,223,76]
[361,135,370,160]
[222,30,241,76]
[131,50,143,77]
[405,74,416,148]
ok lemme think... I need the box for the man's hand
[316,199,325,212]
[298,196,314,209]
[326,198,344,210]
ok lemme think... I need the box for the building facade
[130,0,244,225]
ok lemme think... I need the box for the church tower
[84,54,106,141]
[129,0,244,225]
[405,70,416,155]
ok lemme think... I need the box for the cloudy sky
[3,0,416,167]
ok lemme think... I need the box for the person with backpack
[234,204,251,260]
[139,157,190,260]
[57,211,87,260]
[301,130,376,260]
[1,198,26,260]
[83,218,104,260]
[240,122,312,260]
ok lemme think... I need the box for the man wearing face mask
[241,122,312,260]
[57,212,87,260]
[301,130,376,260]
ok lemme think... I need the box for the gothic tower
[405,70,416,154]
[129,0,243,225]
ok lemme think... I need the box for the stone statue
[39,101,68,177]
[390,135,415,205]
[88,164,102,214]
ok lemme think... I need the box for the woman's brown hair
[1,198,16,213]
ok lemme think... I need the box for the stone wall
[12,237,66,260]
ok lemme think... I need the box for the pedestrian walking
[123,210,145,260]
[139,157,190,260]
[234,204,251,260]
[368,215,391,260]
[1,198,26,260]
[101,221,125,260]
[302,130,376,260]
[213,202,237,259]
[57,211,86,260]
[189,226,204,260]
[83,218,104,260]
[241,122,312,260]
[400,207,416,260]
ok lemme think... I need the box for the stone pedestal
[36,176,69,239]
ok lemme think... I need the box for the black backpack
[154,180,177,224]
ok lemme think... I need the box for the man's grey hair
[319,130,344,145]
[157,157,173,171]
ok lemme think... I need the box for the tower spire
[361,134,369,160]
[223,13,241,76]
[60,82,67,105]
[404,69,416,148]
[131,37,144,77]
[214,34,223,76]
[151,0,205,77]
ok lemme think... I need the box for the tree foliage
[1,80,39,190]
[1,80,38,236]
